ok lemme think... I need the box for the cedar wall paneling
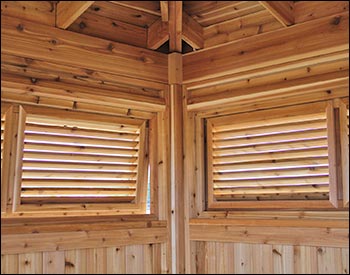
[190,242,349,274]
[1,244,162,274]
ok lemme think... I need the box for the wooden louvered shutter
[19,110,148,206]
[206,102,335,209]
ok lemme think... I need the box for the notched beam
[182,12,204,50]
[56,1,95,29]
[259,1,294,27]
[147,18,169,50]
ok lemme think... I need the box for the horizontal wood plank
[2,226,168,254]
[1,15,168,83]
[184,13,349,83]
[190,224,348,247]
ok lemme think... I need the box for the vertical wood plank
[143,244,153,274]
[183,86,195,274]
[338,100,349,206]
[18,252,43,274]
[2,106,20,213]
[294,246,318,274]
[157,88,171,274]
[106,246,126,274]
[152,243,162,274]
[341,248,349,274]
[149,115,159,216]
[272,244,294,274]
[190,241,197,274]
[1,254,19,274]
[1,107,12,213]
[223,242,235,273]
[215,242,235,274]
[206,241,216,274]
[206,121,214,207]
[135,122,149,211]
[11,105,27,212]
[169,1,182,52]
[126,245,144,274]
[64,249,87,274]
[326,101,340,208]
[43,251,65,274]
[317,247,342,274]
[195,241,207,274]
[86,248,107,274]
[234,243,253,274]
[169,52,185,274]
[253,244,273,274]
[195,115,205,215]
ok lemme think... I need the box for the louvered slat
[20,113,146,204]
[207,106,331,204]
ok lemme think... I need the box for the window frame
[2,103,158,216]
[204,100,345,210]
[337,98,349,207]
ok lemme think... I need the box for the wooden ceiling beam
[259,1,294,27]
[110,1,161,16]
[56,1,95,29]
[160,1,169,22]
[182,12,204,50]
[147,18,169,50]
[169,1,183,53]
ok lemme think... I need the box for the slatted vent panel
[20,114,144,204]
[207,106,331,203]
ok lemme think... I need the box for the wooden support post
[160,1,169,22]
[169,1,183,53]
[168,53,185,273]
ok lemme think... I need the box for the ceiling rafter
[147,18,169,50]
[56,1,95,29]
[259,1,295,27]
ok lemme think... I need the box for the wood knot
[30,77,37,84]
[79,21,86,29]
[272,249,282,256]
[16,24,24,31]
[332,16,342,25]
[65,261,75,268]
[107,43,114,51]
[93,6,100,11]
